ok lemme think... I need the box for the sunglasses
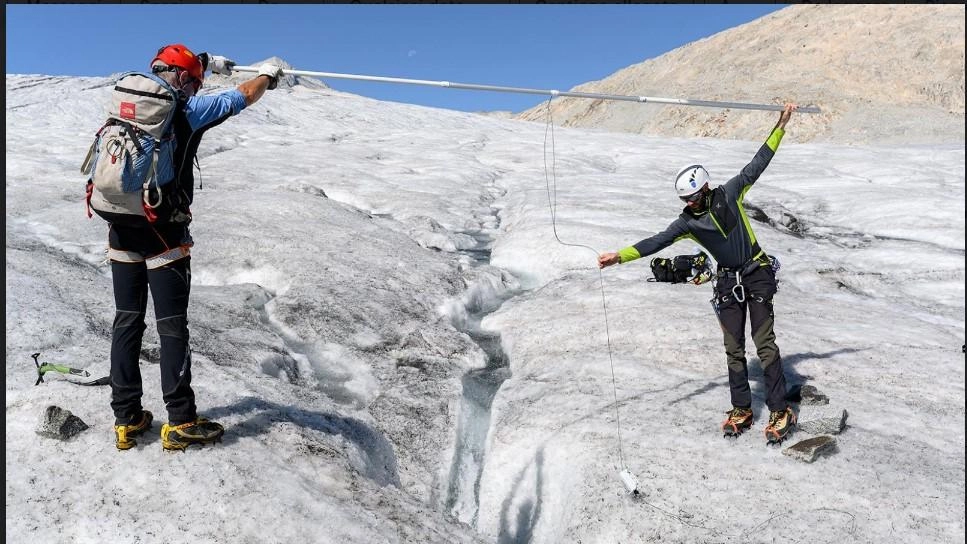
[197,52,210,73]
[680,190,705,203]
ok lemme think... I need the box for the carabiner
[731,271,746,303]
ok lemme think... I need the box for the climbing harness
[711,254,781,308]
[712,255,780,304]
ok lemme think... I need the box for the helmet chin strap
[685,190,710,215]
[175,70,199,98]
[697,193,709,211]
[696,188,711,209]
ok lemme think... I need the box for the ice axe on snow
[32,352,109,386]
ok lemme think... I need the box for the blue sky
[6,4,786,113]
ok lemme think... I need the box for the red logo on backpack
[119,102,136,120]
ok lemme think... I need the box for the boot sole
[722,421,754,438]
[766,429,794,446]
[162,436,223,452]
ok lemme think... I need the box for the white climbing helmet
[674,164,710,199]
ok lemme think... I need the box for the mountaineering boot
[115,410,154,450]
[765,407,797,445]
[721,407,754,437]
[161,418,225,451]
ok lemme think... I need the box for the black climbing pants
[109,224,196,425]
[712,265,787,412]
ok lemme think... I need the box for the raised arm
[723,103,798,198]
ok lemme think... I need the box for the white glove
[258,63,284,90]
[209,55,236,76]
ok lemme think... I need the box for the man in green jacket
[598,104,798,444]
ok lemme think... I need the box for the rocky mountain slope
[515,4,965,144]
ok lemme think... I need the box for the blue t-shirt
[183,89,247,130]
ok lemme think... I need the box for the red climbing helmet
[151,44,205,81]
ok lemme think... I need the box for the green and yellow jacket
[618,127,785,270]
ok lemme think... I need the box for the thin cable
[541,97,626,470]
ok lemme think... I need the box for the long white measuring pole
[230,65,821,114]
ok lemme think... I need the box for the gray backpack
[82,71,179,224]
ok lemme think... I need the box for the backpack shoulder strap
[114,71,178,96]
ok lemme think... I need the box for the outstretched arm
[724,103,799,197]
[237,76,273,106]
[598,219,691,269]
[237,64,284,106]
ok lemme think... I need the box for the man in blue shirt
[108,44,283,451]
